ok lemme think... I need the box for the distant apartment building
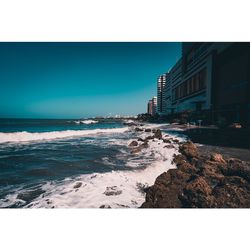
[147,96,157,116]
[156,42,250,126]
[157,73,168,115]
[147,100,153,115]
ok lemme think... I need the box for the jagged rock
[210,153,226,164]
[17,188,45,203]
[141,139,250,208]
[135,127,143,132]
[179,141,199,159]
[172,154,187,166]
[131,142,149,154]
[129,141,138,147]
[163,139,171,143]
[73,182,82,189]
[104,186,122,196]
[154,129,162,139]
[213,176,250,208]
[146,136,155,140]
[181,176,214,208]
[131,147,142,154]
[164,145,175,149]
[100,204,111,208]
[172,139,180,143]
[137,138,145,142]
[145,128,151,132]
[141,141,149,148]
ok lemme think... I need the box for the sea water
[0,118,185,208]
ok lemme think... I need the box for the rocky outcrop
[141,141,250,208]
[104,186,122,196]
[129,141,139,147]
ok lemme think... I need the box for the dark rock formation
[154,129,162,139]
[145,128,151,132]
[129,141,139,147]
[141,141,250,208]
[100,204,111,208]
[73,182,82,189]
[104,186,122,196]
[135,127,144,132]
[131,141,149,154]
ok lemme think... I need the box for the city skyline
[0,42,181,119]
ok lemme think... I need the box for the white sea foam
[74,119,98,124]
[0,124,186,208]
[0,127,129,143]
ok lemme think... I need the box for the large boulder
[129,140,138,147]
[135,127,143,132]
[154,129,162,139]
[179,141,199,159]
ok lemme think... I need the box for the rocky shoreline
[140,135,250,208]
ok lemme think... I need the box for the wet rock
[146,135,155,140]
[129,140,139,147]
[135,127,143,132]
[141,138,250,208]
[104,186,122,196]
[172,154,187,166]
[17,188,45,203]
[131,147,142,154]
[172,139,180,143]
[131,142,149,154]
[154,129,162,139]
[144,128,151,132]
[73,182,82,189]
[136,182,149,194]
[164,144,175,149]
[137,138,145,142]
[163,139,171,143]
[100,204,111,208]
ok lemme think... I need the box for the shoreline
[138,124,250,208]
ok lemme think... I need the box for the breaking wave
[74,120,98,125]
[0,127,129,143]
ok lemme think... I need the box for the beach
[0,119,249,208]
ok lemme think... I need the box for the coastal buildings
[157,74,168,115]
[147,97,157,116]
[152,42,250,126]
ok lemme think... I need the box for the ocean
[0,118,185,208]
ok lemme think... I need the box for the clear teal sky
[0,42,181,118]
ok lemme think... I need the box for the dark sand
[163,124,250,162]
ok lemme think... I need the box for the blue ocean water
[0,118,182,208]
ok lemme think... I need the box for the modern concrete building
[156,42,250,126]
[212,43,250,126]
[147,99,153,115]
[157,73,168,115]
[147,96,157,116]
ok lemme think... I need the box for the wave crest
[0,127,128,143]
[74,120,98,125]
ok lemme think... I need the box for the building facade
[147,96,157,116]
[157,73,168,115]
[156,42,250,126]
